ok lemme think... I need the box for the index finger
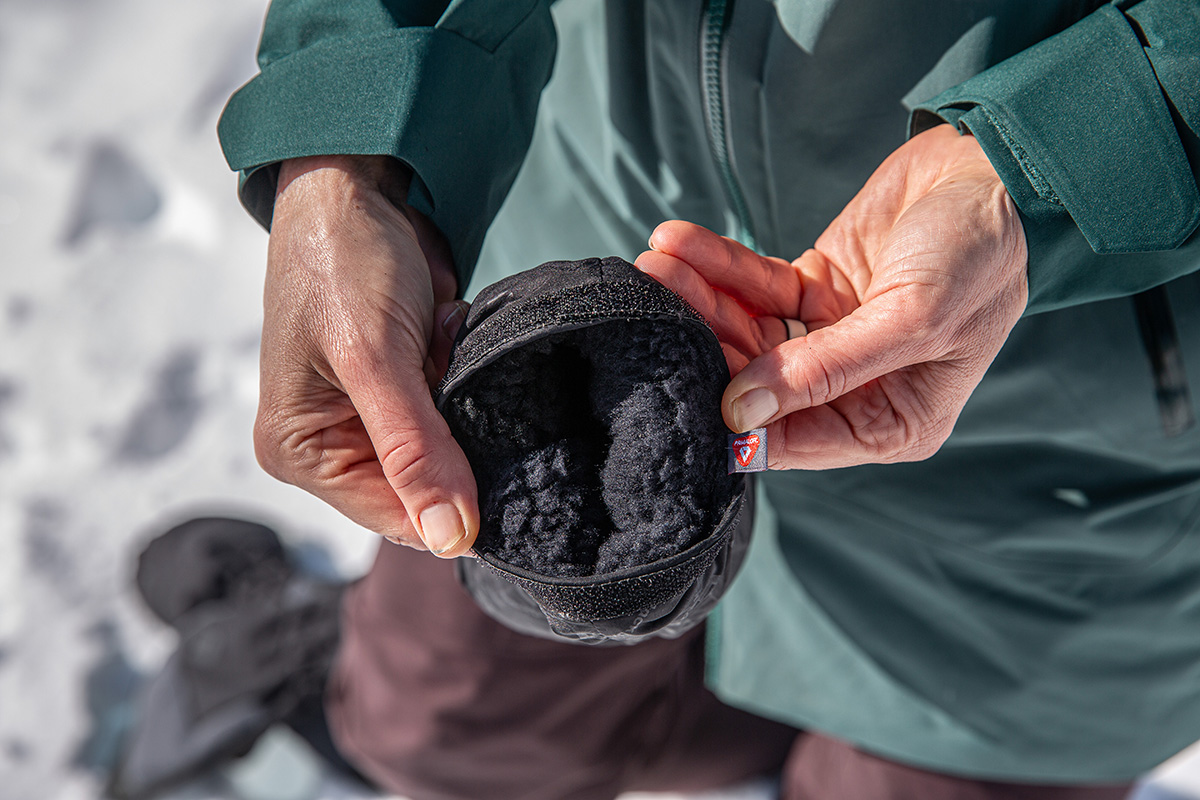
[635,249,788,362]
[647,220,801,317]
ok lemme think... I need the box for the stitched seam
[976,105,1061,205]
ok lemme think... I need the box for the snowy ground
[2,1,1200,799]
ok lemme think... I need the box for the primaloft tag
[728,429,767,474]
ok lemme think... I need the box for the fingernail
[419,502,465,556]
[647,233,660,251]
[441,301,468,337]
[731,387,779,431]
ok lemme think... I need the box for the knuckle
[791,353,844,407]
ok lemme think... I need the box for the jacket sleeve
[910,0,1200,315]
[216,0,557,291]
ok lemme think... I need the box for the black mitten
[436,257,755,644]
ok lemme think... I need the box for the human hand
[635,125,1028,469]
[255,155,478,556]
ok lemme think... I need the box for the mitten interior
[443,319,737,578]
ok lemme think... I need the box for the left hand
[256,156,478,556]
[635,124,1028,470]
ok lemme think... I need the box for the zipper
[700,0,758,251]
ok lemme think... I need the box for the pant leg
[783,734,1134,800]
[326,543,798,800]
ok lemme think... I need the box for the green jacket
[219,0,1200,781]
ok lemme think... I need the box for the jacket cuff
[911,3,1200,313]
[218,10,555,292]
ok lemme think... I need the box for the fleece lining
[439,257,738,575]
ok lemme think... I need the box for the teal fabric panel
[1126,0,1200,137]
[711,271,1200,780]
[217,1,556,292]
[913,1,1200,314]
[707,484,1011,778]
[965,103,1200,315]
[918,4,1198,254]
[709,479,1200,783]
[254,0,448,65]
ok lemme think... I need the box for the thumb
[343,354,480,557]
[425,300,470,385]
[722,299,927,433]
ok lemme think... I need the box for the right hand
[636,126,1027,470]
[256,155,478,557]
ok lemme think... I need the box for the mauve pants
[326,544,1133,800]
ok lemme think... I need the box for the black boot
[109,517,358,800]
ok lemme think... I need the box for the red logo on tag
[733,434,760,467]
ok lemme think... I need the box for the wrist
[276,154,413,209]
[271,155,459,302]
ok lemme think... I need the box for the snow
[0,2,376,797]
[0,1,1196,798]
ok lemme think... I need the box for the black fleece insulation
[447,319,735,577]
